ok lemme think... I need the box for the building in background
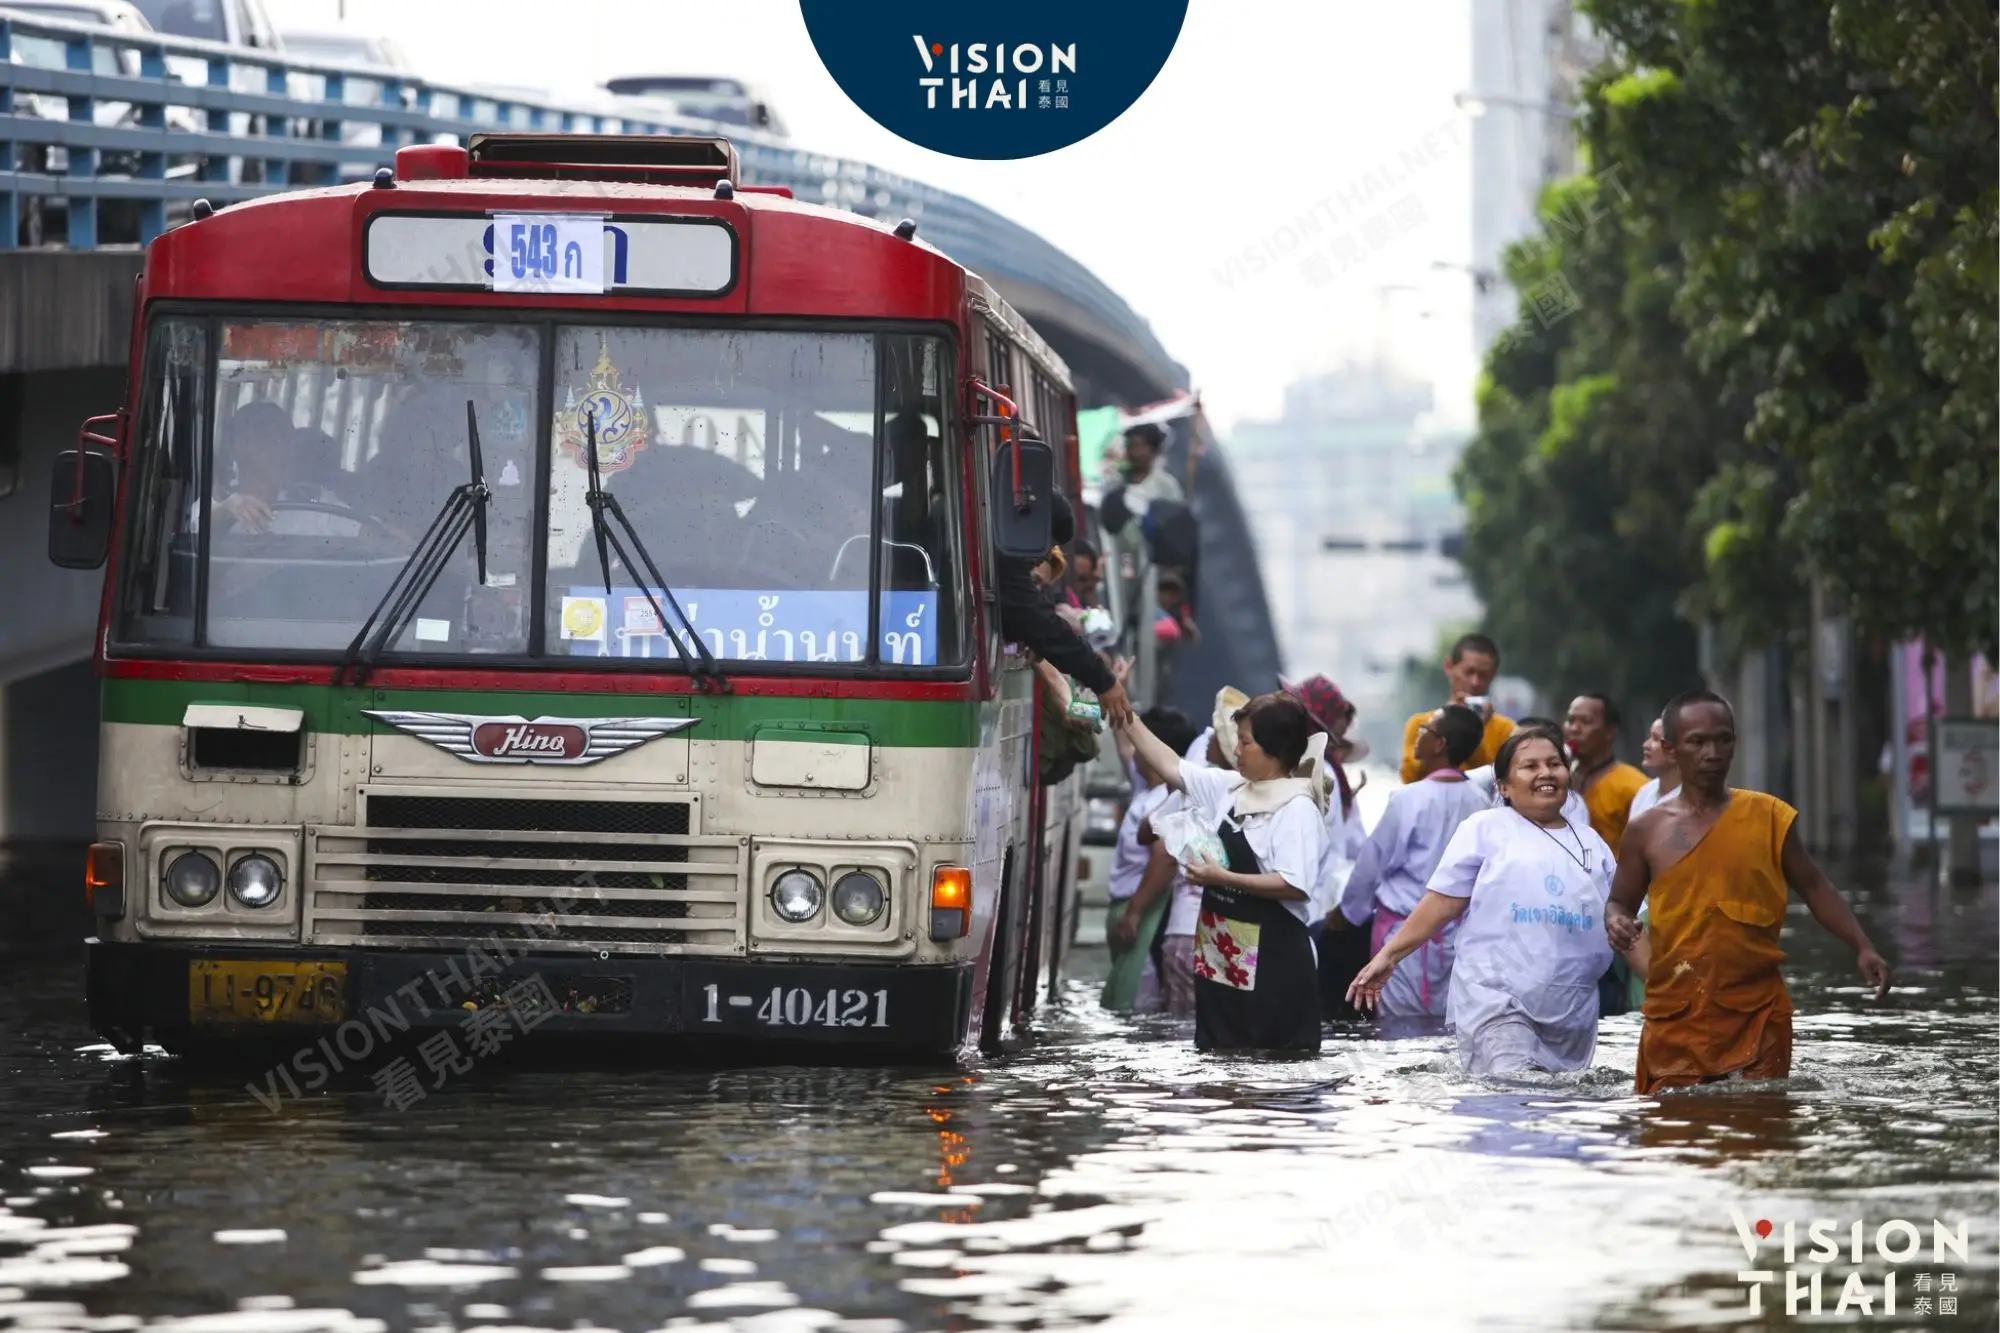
[1221,362,1476,760]
[1467,0,1597,351]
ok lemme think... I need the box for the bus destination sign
[364,214,737,296]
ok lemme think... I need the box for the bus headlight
[831,871,885,926]
[227,854,284,909]
[770,869,824,922]
[163,852,221,907]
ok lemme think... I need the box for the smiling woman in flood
[1347,727,1616,1077]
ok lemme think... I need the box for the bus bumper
[85,939,975,1056]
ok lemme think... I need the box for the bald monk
[1606,690,1891,1093]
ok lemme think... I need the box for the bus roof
[141,163,1069,388]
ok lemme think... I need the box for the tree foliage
[1456,0,1998,711]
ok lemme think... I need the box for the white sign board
[1935,718,2000,815]
[491,213,604,293]
[365,214,736,295]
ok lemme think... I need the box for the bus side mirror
[990,437,1055,560]
[49,450,116,570]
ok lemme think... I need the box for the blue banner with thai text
[558,587,939,665]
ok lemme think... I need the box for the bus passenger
[211,400,357,536]
[998,490,1132,727]
[1348,729,1615,1077]
[1119,694,1327,1053]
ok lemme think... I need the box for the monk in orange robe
[1606,691,1890,1094]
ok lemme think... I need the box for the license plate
[189,961,346,1025]
[695,981,893,1032]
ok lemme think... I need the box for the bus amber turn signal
[85,842,124,919]
[929,865,972,941]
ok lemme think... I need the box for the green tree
[1586,0,1998,661]
[1455,166,1734,732]
[1457,0,1996,772]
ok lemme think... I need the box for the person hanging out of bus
[1399,633,1516,783]
[1118,693,1328,1053]
[1064,538,1103,609]
[998,488,1133,727]
[1348,729,1615,1077]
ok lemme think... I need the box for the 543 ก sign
[493,213,605,294]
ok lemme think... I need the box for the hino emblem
[364,711,699,766]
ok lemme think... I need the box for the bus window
[876,334,967,668]
[197,320,541,654]
[114,319,208,648]
[542,326,965,668]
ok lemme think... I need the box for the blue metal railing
[0,10,1179,384]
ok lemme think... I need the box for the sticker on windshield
[623,596,666,640]
[560,596,607,644]
[557,341,650,476]
[492,213,606,294]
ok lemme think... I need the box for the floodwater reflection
[0,863,1993,1331]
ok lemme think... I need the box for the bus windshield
[111,316,968,670]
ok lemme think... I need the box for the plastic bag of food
[1150,792,1230,873]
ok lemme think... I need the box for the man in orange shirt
[1606,691,1890,1093]
[1398,633,1516,783]
[1564,692,1650,857]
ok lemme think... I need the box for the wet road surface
[1,866,1994,1332]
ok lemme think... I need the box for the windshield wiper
[579,412,726,692]
[335,400,491,685]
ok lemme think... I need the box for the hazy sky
[270,0,1478,433]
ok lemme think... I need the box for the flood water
[1,864,1994,1333]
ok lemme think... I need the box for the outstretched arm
[1345,891,1470,1011]
[1118,710,1185,792]
[1782,826,1891,998]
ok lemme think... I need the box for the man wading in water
[1606,691,1892,1093]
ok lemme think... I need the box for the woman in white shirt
[1347,729,1614,1076]
[1120,693,1327,1053]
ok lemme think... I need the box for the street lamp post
[1453,90,1579,121]
[1430,260,1499,296]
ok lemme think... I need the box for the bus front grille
[304,791,745,955]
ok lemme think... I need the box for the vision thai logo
[799,0,1187,160]
[1728,1208,1972,1317]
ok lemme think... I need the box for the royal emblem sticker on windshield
[363,711,698,765]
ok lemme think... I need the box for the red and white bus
[50,134,1089,1059]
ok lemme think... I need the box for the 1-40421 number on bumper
[86,942,977,1054]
